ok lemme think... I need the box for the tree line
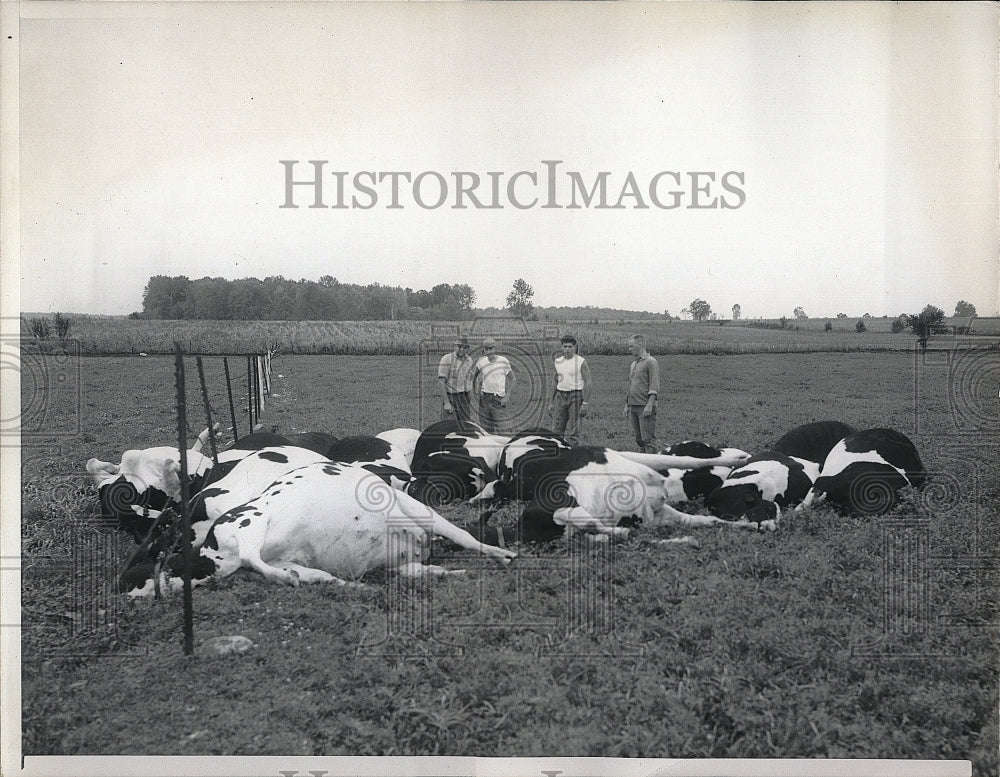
[138,275,477,320]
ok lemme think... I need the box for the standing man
[474,337,515,434]
[438,336,474,427]
[624,334,659,452]
[547,334,591,445]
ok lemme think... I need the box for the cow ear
[161,458,182,494]
[86,458,119,484]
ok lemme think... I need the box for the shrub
[27,317,51,340]
[856,319,867,333]
[824,321,833,332]
[53,312,71,340]
[890,317,906,334]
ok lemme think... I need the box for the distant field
[20,351,1000,770]
[16,314,1000,355]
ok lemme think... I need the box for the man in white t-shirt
[473,337,515,434]
[547,333,592,445]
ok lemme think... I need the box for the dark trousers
[442,391,472,426]
[628,404,658,453]
[553,390,584,445]
[478,392,504,434]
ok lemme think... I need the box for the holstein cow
[86,426,218,541]
[470,445,754,547]
[119,462,517,597]
[125,445,335,570]
[408,420,510,505]
[326,435,414,490]
[656,441,752,503]
[87,426,339,540]
[375,428,421,467]
[798,428,926,515]
[770,420,855,465]
[470,430,573,503]
[134,434,418,562]
[699,451,817,529]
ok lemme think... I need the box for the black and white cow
[798,428,926,515]
[700,451,817,528]
[227,430,340,457]
[470,445,756,547]
[375,428,421,467]
[135,433,419,562]
[656,441,752,503]
[86,427,218,540]
[87,426,340,540]
[119,462,517,597]
[770,421,855,465]
[326,435,414,490]
[411,420,510,475]
[407,420,510,505]
[470,430,572,503]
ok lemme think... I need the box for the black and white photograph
[3,2,998,776]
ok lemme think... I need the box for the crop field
[19,313,1000,355]
[17,344,1000,773]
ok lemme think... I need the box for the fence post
[223,356,239,442]
[195,356,219,469]
[173,343,195,656]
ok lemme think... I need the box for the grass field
[18,347,1000,771]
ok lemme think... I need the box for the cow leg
[394,562,468,577]
[426,514,517,564]
[660,504,777,531]
[652,535,700,547]
[275,563,361,587]
[553,507,627,538]
[212,516,300,587]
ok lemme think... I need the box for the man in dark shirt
[623,334,660,452]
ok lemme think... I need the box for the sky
[8,1,999,320]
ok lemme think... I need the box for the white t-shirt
[476,355,512,396]
[554,353,586,391]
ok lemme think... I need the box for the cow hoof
[287,569,301,587]
[759,519,778,532]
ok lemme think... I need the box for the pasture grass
[19,351,1000,772]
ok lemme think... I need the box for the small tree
[505,278,535,319]
[732,303,741,321]
[954,300,977,318]
[793,306,808,320]
[779,316,789,329]
[53,312,71,340]
[824,320,833,332]
[686,298,712,321]
[904,304,948,351]
[855,319,867,333]
[890,316,906,334]
[27,317,51,340]
[836,312,848,319]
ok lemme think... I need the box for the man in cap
[473,337,515,434]
[546,334,592,446]
[438,336,474,426]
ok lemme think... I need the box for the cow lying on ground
[469,446,757,547]
[407,420,510,505]
[411,420,510,475]
[770,420,855,465]
[119,462,517,597]
[86,426,218,540]
[656,441,752,502]
[798,428,926,515]
[375,428,421,467]
[703,451,815,527]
